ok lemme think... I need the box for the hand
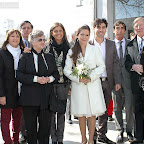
[24,47,31,53]
[0,96,6,105]
[115,84,121,91]
[132,64,143,75]
[68,89,71,95]
[45,77,50,83]
[37,77,47,84]
[79,77,91,84]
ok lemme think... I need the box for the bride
[64,25,106,144]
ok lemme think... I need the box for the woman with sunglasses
[17,30,59,144]
[0,29,24,144]
[44,22,70,144]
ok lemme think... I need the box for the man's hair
[133,17,144,26]
[93,18,108,28]
[20,20,33,29]
[113,21,126,30]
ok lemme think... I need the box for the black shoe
[94,139,97,144]
[67,119,73,124]
[19,135,27,143]
[58,142,63,144]
[74,116,78,120]
[108,115,114,121]
[116,132,123,143]
[52,142,57,144]
[127,132,134,142]
[130,140,143,144]
[98,137,116,144]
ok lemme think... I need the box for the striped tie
[139,38,143,55]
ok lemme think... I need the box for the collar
[6,43,20,51]
[94,38,106,45]
[115,37,125,44]
[137,35,144,43]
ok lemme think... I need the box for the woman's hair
[29,30,44,43]
[70,25,90,65]
[48,22,69,44]
[2,29,25,50]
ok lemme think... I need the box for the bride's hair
[70,25,90,66]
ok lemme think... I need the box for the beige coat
[64,43,106,117]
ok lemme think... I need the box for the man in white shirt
[113,21,134,143]
[91,18,121,144]
[125,17,144,144]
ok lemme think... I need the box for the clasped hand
[37,76,50,84]
[79,77,91,84]
[132,64,143,75]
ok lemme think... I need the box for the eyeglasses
[37,38,46,42]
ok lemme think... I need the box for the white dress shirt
[114,38,126,58]
[33,52,55,83]
[137,35,144,53]
[94,38,107,78]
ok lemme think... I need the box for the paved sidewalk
[0,114,131,144]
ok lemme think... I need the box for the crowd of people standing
[0,16,144,144]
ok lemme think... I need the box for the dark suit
[17,51,59,144]
[113,38,134,133]
[90,39,121,138]
[125,36,144,141]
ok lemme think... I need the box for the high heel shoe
[81,138,87,144]
[88,141,94,144]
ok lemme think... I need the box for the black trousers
[133,91,144,141]
[22,106,51,144]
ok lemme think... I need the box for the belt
[100,77,107,81]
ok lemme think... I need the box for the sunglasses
[37,38,46,42]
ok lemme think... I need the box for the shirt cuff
[49,76,55,83]
[33,76,38,82]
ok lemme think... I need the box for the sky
[0,0,94,39]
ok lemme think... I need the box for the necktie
[139,38,143,55]
[25,41,28,47]
[119,41,123,64]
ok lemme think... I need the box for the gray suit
[91,39,121,138]
[113,38,134,133]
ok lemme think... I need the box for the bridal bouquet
[71,59,94,80]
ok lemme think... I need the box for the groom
[90,18,121,144]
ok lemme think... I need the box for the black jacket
[0,49,19,108]
[16,52,59,109]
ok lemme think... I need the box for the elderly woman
[17,30,59,144]
[44,23,70,144]
[0,29,24,144]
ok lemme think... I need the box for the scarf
[7,43,21,70]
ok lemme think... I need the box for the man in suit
[113,21,134,143]
[19,20,33,143]
[125,17,144,144]
[20,20,33,47]
[91,18,121,144]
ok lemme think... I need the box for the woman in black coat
[17,30,59,144]
[0,29,25,144]
[44,22,70,144]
